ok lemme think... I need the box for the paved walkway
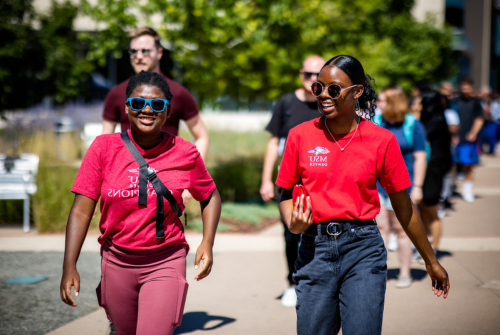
[1,155,499,334]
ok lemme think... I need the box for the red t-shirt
[71,129,215,252]
[102,73,199,135]
[276,117,411,222]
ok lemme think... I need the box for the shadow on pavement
[174,311,236,334]
[436,250,452,260]
[387,268,428,281]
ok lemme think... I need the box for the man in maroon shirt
[102,27,209,206]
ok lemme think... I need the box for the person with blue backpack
[374,86,428,288]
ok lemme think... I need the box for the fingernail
[195,265,199,270]
[75,292,79,297]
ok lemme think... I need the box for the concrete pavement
[1,155,499,334]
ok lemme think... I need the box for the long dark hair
[322,55,377,120]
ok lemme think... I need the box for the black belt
[303,220,376,237]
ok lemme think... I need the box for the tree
[83,0,455,107]
[0,0,93,111]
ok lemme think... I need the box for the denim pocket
[352,225,380,239]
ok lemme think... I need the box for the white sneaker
[281,286,297,307]
[462,181,475,203]
[437,205,446,219]
[395,275,413,288]
[387,233,398,252]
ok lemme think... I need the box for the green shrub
[0,200,24,223]
[209,158,263,202]
[185,219,231,233]
[220,202,279,224]
[32,165,78,232]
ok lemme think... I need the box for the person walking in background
[452,78,484,202]
[374,86,427,288]
[101,27,209,206]
[479,88,500,155]
[260,55,324,307]
[438,91,460,218]
[60,71,221,335]
[414,86,452,253]
[278,55,449,335]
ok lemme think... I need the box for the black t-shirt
[452,95,484,143]
[420,112,452,170]
[265,92,320,140]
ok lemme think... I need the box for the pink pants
[97,243,188,335]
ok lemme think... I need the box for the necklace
[323,116,360,152]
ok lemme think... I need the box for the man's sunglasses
[128,48,152,59]
[126,97,170,113]
[311,82,359,99]
[302,71,319,80]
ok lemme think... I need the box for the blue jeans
[293,224,387,335]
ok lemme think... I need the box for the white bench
[0,154,39,232]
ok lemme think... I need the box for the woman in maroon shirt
[60,71,221,335]
[278,55,449,335]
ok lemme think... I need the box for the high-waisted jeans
[97,243,188,335]
[293,224,387,335]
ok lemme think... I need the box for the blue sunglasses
[126,97,170,113]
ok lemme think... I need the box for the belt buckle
[326,222,342,237]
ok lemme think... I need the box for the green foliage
[83,0,454,105]
[220,202,279,224]
[0,200,24,224]
[32,165,78,232]
[0,0,46,110]
[185,219,231,233]
[0,0,93,110]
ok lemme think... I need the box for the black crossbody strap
[120,132,184,239]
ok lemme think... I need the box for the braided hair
[321,55,377,120]
[126,70,173,101]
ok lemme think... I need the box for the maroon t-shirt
[102,73,199,135]
[71,129,216,252]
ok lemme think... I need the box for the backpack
[373,113,431,163]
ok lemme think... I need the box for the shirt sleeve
[474,99,485,118]
[178,87,199,121]
[265,97,286,137]
[276,130,300,189]
[444,109,460,125]
[71,137,104,201]
[378,134,412,194]
[102,89,121,122]
[412,121,427,152]
[188,149,216,201]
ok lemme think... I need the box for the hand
[260,181,275,203]
[410,186,423,204]
[290,195,313,233]
[60,267,80,307]
[182,190,193,206]
[194,241,213,281]
[425,262,450,299]
[465,132,477,142]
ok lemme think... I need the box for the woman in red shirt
[277,56,449,335]
[60,71,221,335]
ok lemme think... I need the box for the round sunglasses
[311,82,359,99]
[126,97,170,113]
